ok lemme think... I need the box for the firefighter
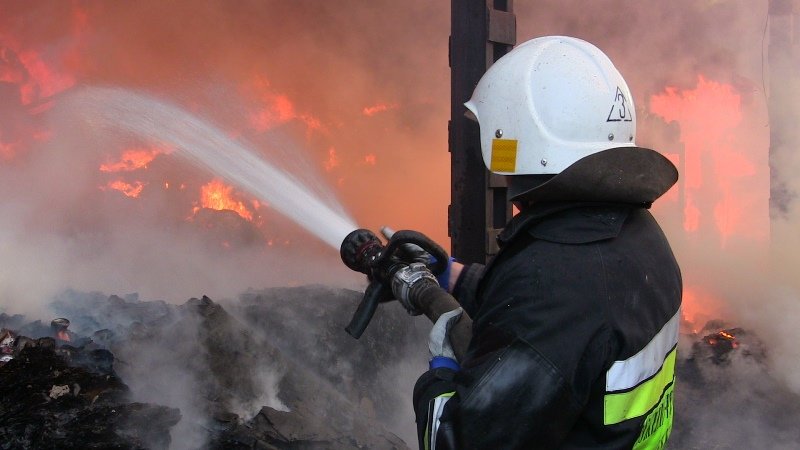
[390,36,682,449]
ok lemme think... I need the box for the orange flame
[246,75,322,132]
[363,154,377,165]
[100,147,164,172]
[103,180,145,198]
[718,330,735,340]
[650,75,765,245]
[17,49,75,105]
[196,179,254,221]
[681,286,729,332]
[362,103,398,117]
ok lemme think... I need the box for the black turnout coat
[414,202,682,450]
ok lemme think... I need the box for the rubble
[6,288,800,449]
[0,337,180,449]
[672,322,800,448]
[41,286,415,448]
[0,329,15,366]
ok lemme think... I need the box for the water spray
[64,87,357,250]
[62,87,456,338]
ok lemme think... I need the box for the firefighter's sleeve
[413,337,588,449]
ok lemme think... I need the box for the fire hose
[340,228,472,360]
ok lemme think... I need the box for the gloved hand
[428,307,463,371]
[381,226,435,265]
[379,227,457,291]
[391,262,439,315]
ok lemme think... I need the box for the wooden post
[449,0,516,264]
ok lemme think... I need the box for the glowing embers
[692,326,766,366]
[194,179,255,222]
[704,329,739,349]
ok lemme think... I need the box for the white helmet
[465,36,637,176]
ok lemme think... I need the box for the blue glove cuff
[434,256,456,291]
[430,356,460,371]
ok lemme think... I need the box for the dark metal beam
[449,0,516,264]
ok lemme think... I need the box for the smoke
[2,0,800,447]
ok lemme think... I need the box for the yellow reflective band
[425,391,455,450]
[604,347,676,425]
[633,382,674,450]
[490,139,518,173]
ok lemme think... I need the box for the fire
[103,180,145,198]
[718,330,735,340]
[100,147,164,172]
[650,75,766,246]
[17,50,76,105]
[681,286,730,332]
[196,179,254,221]
[363,154,377,165]
[56,330,71,342]
[246,75,322,133]
[0,4,85,106]
[362,103,398,117]
[0,38,78,161]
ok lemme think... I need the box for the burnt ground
[1,287,800,449]
[671,326,800,449]
[1,286,421,449]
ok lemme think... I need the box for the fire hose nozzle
[340,227,450,339]
[340,229,384,275]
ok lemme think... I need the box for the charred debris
[1,287,414,449]
[2,288,800,449]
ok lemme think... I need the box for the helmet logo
[606,87,633,122]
